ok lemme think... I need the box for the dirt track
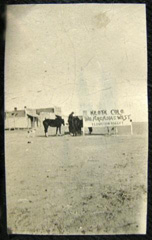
[5,128,148,235]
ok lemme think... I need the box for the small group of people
[68,112,93,136]
[68,112,83,136]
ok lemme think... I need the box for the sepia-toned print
[5,4,148,235]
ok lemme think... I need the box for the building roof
[5,107,61,118]
[25,109,39,118]
[36,108,54,114]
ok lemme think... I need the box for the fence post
[14,115,16,130]
[130,119,133,135]
[115,126,118,135]
[82,115,85,136]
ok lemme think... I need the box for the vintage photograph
[5,4,148,235]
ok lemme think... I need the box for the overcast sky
[5,4,148,121]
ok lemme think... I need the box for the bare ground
[5,128,148,235]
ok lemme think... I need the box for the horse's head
[55,115,65,126]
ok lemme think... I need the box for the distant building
[36,106,62,124]
[25,107,39,128]
[36,107,55,124]
[5,108,28,129]
[5,106,62,130]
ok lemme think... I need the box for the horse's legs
[45,128,48,137]
[56,127,58,136]
[59,126,61,135]
[44,125,48,137]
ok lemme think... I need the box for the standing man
[68,112,74,134]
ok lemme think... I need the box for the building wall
[39,112,56,122]
[5,117,30,129]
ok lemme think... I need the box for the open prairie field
[5,127,148,235]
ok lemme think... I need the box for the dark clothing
[68,112,74,123]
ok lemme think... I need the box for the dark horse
[43,115,65,137]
